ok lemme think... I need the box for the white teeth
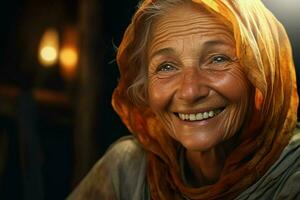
[178,109,222,121]
[196,113,203,120]
[190,114,196,121]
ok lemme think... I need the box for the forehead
[149,2,234,54]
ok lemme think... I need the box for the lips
[175,107,225,121]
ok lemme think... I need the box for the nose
[176,69,210,103]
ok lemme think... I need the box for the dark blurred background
[0,0,299,199]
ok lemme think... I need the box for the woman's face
[147,3,251,151]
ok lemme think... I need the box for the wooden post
[72,0,104,186]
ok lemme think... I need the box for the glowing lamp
[38,28,59,67]
[59,46,78,70]
[59,27,78,81]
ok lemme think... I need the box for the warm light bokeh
[59,26,78,82]
[40,46,58,63]
[38,28,59,67]
[59,47,78,69]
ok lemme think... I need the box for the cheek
[148,77,165,111]
[147,75,177,111]
[221,100,248,140]
[148,76,178,134]
[216,69,252,139]
[214,68,250,102]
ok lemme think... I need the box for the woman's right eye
[156,63,177,73]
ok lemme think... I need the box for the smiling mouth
[175,107,225,122]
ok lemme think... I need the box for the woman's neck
[185,145,226,186]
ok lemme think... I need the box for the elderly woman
[68,0,300,199]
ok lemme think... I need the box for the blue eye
[157,63,177,72]
[211,55,230,64]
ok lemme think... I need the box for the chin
[176,133,221,152]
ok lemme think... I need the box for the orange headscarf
[112,0,299,199]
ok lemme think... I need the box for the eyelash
[210,55,231,64]
[154,55,231,73]
[156,62,177,72]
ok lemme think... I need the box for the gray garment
[67,136,149,200]
[235,128,300,200]
[67,129,300,200]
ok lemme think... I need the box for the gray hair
[125,0,187,107]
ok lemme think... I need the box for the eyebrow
[203,39,235,49]
[149,48,176,60]
[149,38,235,60]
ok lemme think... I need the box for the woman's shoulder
[98,135,145,163]
[274,125,300,199]
[236,125,300,200]
[109,135,145,155]
[87,135,147,178]
[67,135,148,200]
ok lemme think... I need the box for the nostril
[175,68,211,102]
[177,80,210,102]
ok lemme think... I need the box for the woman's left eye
[156,63,177,72]
[211,55,230,64]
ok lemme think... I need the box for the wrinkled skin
[147,2,252,184]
